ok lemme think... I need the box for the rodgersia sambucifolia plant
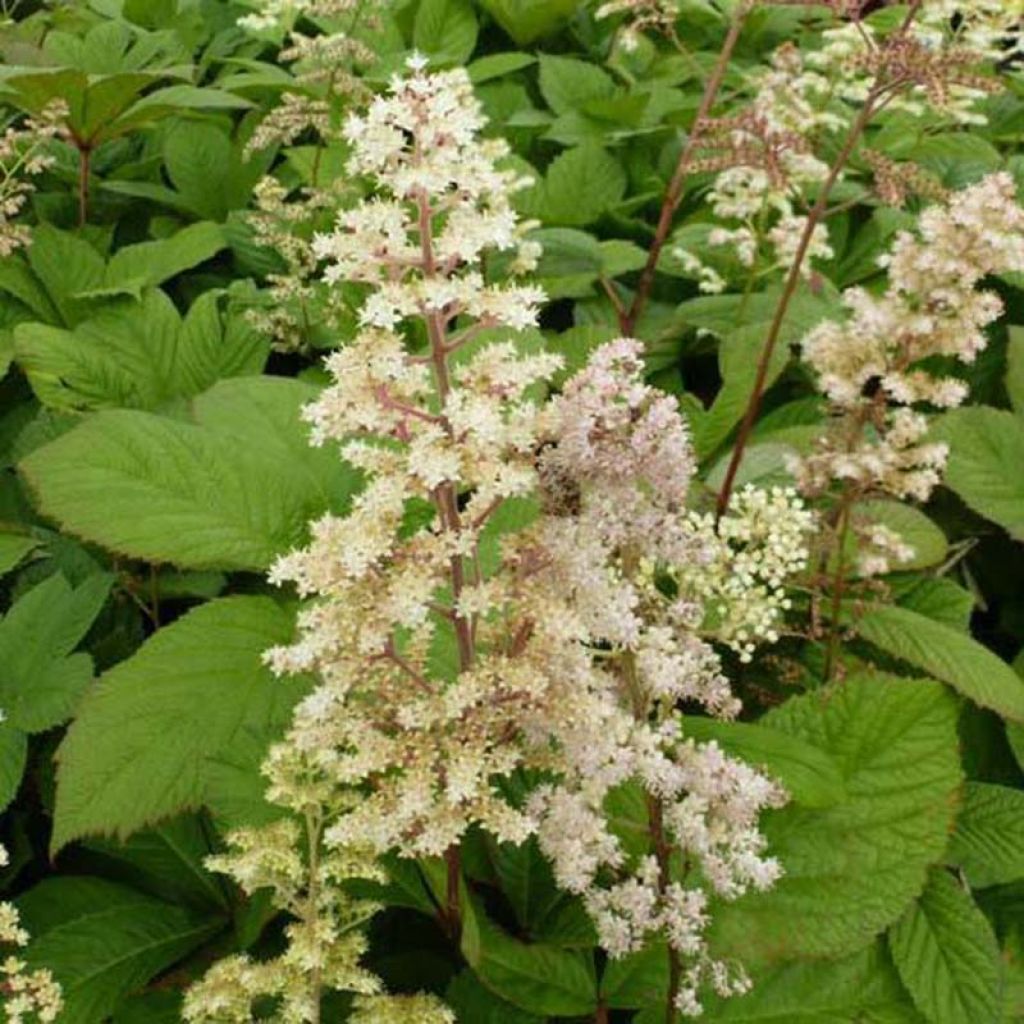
[184,53,815,1023]
[171,2,1024,1023]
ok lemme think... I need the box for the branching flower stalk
[793,172,1024,675]
[241,0,386,351]
[189,60,814,1021]
[620,0,752,335]
[714,0,1024,518]
[0,102,64,256]
[714,0,928,519]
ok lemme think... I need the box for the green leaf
[680,716,846,809]
[468,52,536,84]
[479,0,582,46]
[538,55,615,115]
[26,224,105,326]
[853,500,949,573]
[20,384,352,570]
[0,532,39,576]
[80,814,229,913]
[852,603,1024,722]
[0,718,27,812]
[16,285,267,412]
[446,970,543,1023]
[0,572,111,733]
[1007,327,1024,418]
[932,407,1024,541]
[889,868,1001,1024]
[461,896,598,1016]
[541,145,626,227]
[700,942,924,1022]
[100,222,226,295]
[710,673,962,964]
[948,782,1024,888]
[18,877,222,1024]
[414,0,478,62]
[52,596,308,850]
[685,284,841,458]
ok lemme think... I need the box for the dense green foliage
[1,1,1024,1022]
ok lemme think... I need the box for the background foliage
[1,0,1024,1021]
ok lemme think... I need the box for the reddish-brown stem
[443,844,462,939]
[621,6,749,335]
[416,187,472,940]
[714,0,923,519]
[713,96,881,518]
[647,794,682,1024]
[594,1000,610,1024]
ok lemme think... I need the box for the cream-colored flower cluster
[241,0,387,351]
[191,61,810,1019]
[0,846,62,1024]
[676,45,836,289]
[797,172,1024,514]
[595,0,682,51]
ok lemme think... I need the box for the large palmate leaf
[0,572,111,732]
[18,877,222,1024]
[52,596,309,850]
[20,377,359,571]
[16,288,266,411]
[889,868,1001,1024]
[852,602,1024,722]
[708,673,961,964]
[932,407,1024,541]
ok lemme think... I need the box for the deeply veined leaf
[0,572,111,732]
[479,0,580,45]
[889,868,1001,1024]
[98,222,226,295]
[932,407,1024,541]
[19,387,353,570]
[15,288,267,412]
[700,941,924,1022]
[52,596,309,850]
[542,145,626,226]
[0,532,38,576]
[79,814,230,913]
[709,673,961,964]
[852,602,1024,721]
[17,877,222,1024]
[446,970,543,1023]
[948,782,1024,888]
[414,0,478,62]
